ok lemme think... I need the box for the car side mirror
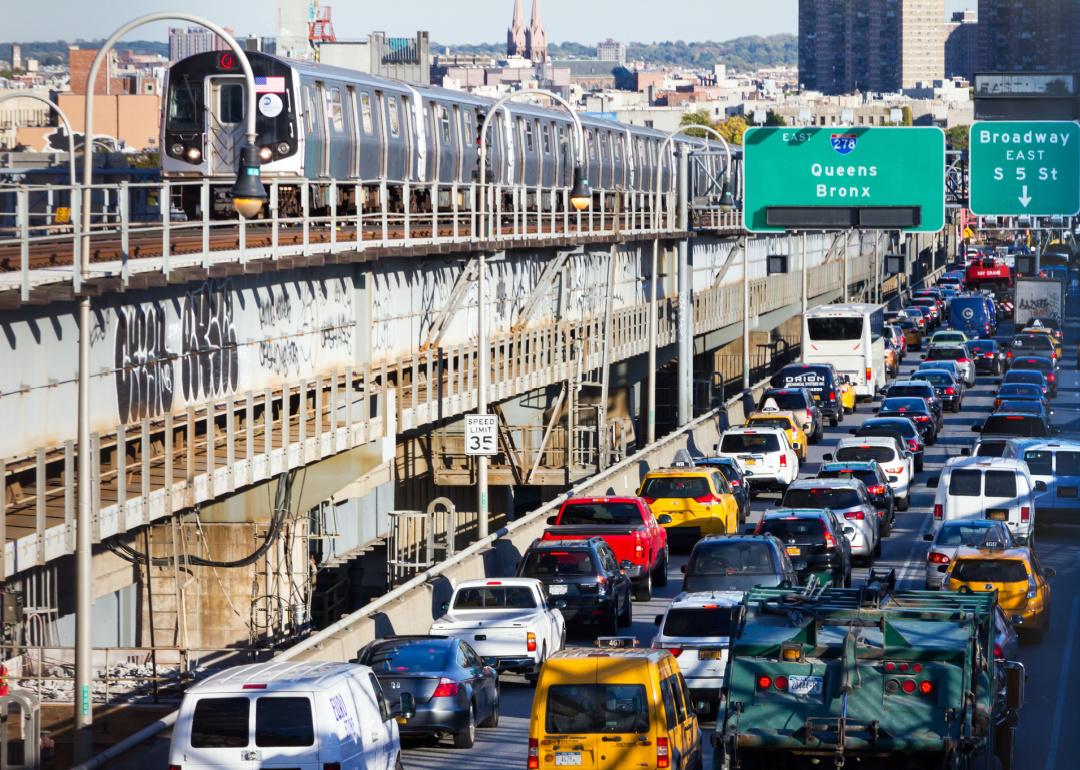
[921,354,927,359]
[822,453,834,461]
[960,448,971,456]
[842,526,856,536]
[1035,480,1048,492]
[971,425,982,432]
[742,524,757,535]
[440,601,450,613]
[1045,567,1057,579]
[1010,614,1024,626]
[654,614,663,626]
[398,692,416,720]
[657,514,672,525]
[713,443,720,452]
[482,656,499,668]
[927,477,940,488]
[620,560,634,572]
[546,515,557,526]
[680,564,688,573]
[922,533,934,542]
[888,475,899,483]
[793,442,802,451]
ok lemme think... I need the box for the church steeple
[508,0,526,57]
[526,0,548,63]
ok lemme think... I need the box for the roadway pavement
[402,323,1080,770]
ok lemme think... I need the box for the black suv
[755,509,853,588]
[680,535,798,592]
[972,412,1055,439]
[815,461,896,536]
[910,369,963,412]
[1010,355,1058,397]
[884,381,944,426]
[876,397,938,445]
[967,338,1005,375]
[771,364,843,426]
[757,386,824,442]
[517,537,633,634]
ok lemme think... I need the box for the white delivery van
[169,661,405,770]
[927,457,1045,545]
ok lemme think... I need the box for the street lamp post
[474,90,590,540]
[648,125,733,441]
[74,15,259,762]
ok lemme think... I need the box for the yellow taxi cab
[942,546,1055,639]
[638,467,740,543]
[1020,326,1063,359]
[529,641,702,770]
[895,320,923,351]
[837,374,857,415]
[745,409,808,461]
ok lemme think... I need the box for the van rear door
[540,658,600,770]
[982,469,1025,534]
[252,694,320,769]
[945,469,985,522]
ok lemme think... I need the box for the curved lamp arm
[0,93,78,189]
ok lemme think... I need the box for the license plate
[987,509,1008,521]
[1059,487,1077,498]
[549,584,568,595]
[786,546,801,556]
[745,458,757,466]
[813,394,821,401]
[396,716,408,725]
[787,675,824,698]
[700,650,724,660]
[555,752,582,766]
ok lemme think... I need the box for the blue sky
[7,0,974,44]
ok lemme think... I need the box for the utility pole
[476,251,488,539]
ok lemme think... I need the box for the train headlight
[185,146,202,163]
[258,146,273,162]
[170,143,185,157]
[570,165,591,212]
[230,143,267,219]
[276,142,291,156]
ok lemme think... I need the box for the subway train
[161,50,738,220]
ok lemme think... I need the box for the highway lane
[402,322,1080,770]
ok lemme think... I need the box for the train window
[326,87,344,132]
[220,83,244,124]
[463,113,473,145]
[166,75,201,131]
[525,121,535,152]
[439,105,452,143]
[304,86,316,134]
[542,124,551,154]
[387,97,400,137]
[360,92,374,134]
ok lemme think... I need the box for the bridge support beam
[677,149,692,427]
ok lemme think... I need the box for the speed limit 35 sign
[465,414,498,456]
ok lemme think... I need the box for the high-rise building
[799,0,945,94]
[508,0,527,57]
[526,0,548,63]
[944,10,978,81]
[168,26,233,63]
[597,39,627,65]
[978,0,1080,73]
[11,44,21,73]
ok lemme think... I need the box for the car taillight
[730,479,741,487]
[527,632,537,652]
[1020,507,1030,523]
[868,484,886,495]
[643,497,657,504]
[933,504,943,520]
[994,643,1003,658]
[866,367,872,382]
[665,648,683,658]
[958,358,971,364]
[693,494,721,504]
[907,439,920,451]
[757,675,773,690]
[657,737,670,769]
[1048,373,1056,382]
[806,408,813,422]
[824,530,837,548]
[913,415,930,423]
[1006,350,1013,358]
[774,676,789,691]
[901,679,917,694]
[945,387,956,395]
[928,552,950,564]
[432,678,460,698]
[779,454,788,467]
[845,511,865,520]
[829,390,836,401]
[528,738,540,770]
[919,680,934,696]
[169,766,182,770]
[994,399,1002,408]
[984,353,994,358]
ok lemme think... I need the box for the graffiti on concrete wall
[114,304,174,424]
[254,278,354,377]
[181,281,239,402]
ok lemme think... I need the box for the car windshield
[759,517,826,543]
[975,440,1007,458]
[968,341,996,354]
[452,586,536,610]
[720,434,781,453]
[888,385,934,398]
[937,524,1005,547]
[861,420,915,438]
[997,400,1041,415]
[364,642,451,673]
[545,684,649,734]
[521,550,596,577]
[558,502,643,526]
[912,372,951,387]
[1004,371,1044,385]
[927,347,967,360]
[1012,360,1052,373]
[882,397,927,412]
[836,445,895,463]
[783,487,862,509]
[760,391,809,411]
[818,469,878,488]
[951,559,1028,583]
[687,541,777,576]
[1011,335,1054,351]
[639,476,711,499]
[749,417,792,431]
[661,607,738,638]
[981,415,1049,437]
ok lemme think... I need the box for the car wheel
[653,552,669,587]
[874,536,882,558]
[952,401,961,413]
[395,753,405,770]
[479,688,500,728]
[618,593,633,627]
[453,703,476,749]
[881,516,892,538]
[829,415,839,427]
[634,571,653,602]
[898,495,909,512]
[605,607,619,635]
[916,457,925,473]
[843,572,852,588]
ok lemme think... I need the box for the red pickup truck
[542,496,669,601]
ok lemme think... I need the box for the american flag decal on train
[254,77,286,93]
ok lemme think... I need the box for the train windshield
[167,73,203,132]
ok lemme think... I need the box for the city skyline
[5,0,973,46]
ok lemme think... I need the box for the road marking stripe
[1045,595,1080,770]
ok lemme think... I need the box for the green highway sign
[969,121,1080,216]
[743,127,946,233]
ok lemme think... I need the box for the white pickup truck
[429,577,565,678]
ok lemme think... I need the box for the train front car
[162,50,301,219]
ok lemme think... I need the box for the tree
[901,106,914,127]
[717,116,749,145]
[945,125,970,152]
[679,109,716,139]
[764,110,787,126]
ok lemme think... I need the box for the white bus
[803,303,886,399]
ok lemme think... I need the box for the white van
[169,661,404,770]
[927,457,1045,545]
[1002,438,1080,528]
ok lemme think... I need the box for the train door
[401,94,418,182]
[540,121,554,188]
[434,103,455,185]
[206,76,246,175]
[425,101,441,184]
[302,82,329,178]
[384,94,406,182]
[357,90,382,179]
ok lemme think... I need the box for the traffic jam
[383,242,1078,770]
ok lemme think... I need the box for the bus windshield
[808,317,863,341]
